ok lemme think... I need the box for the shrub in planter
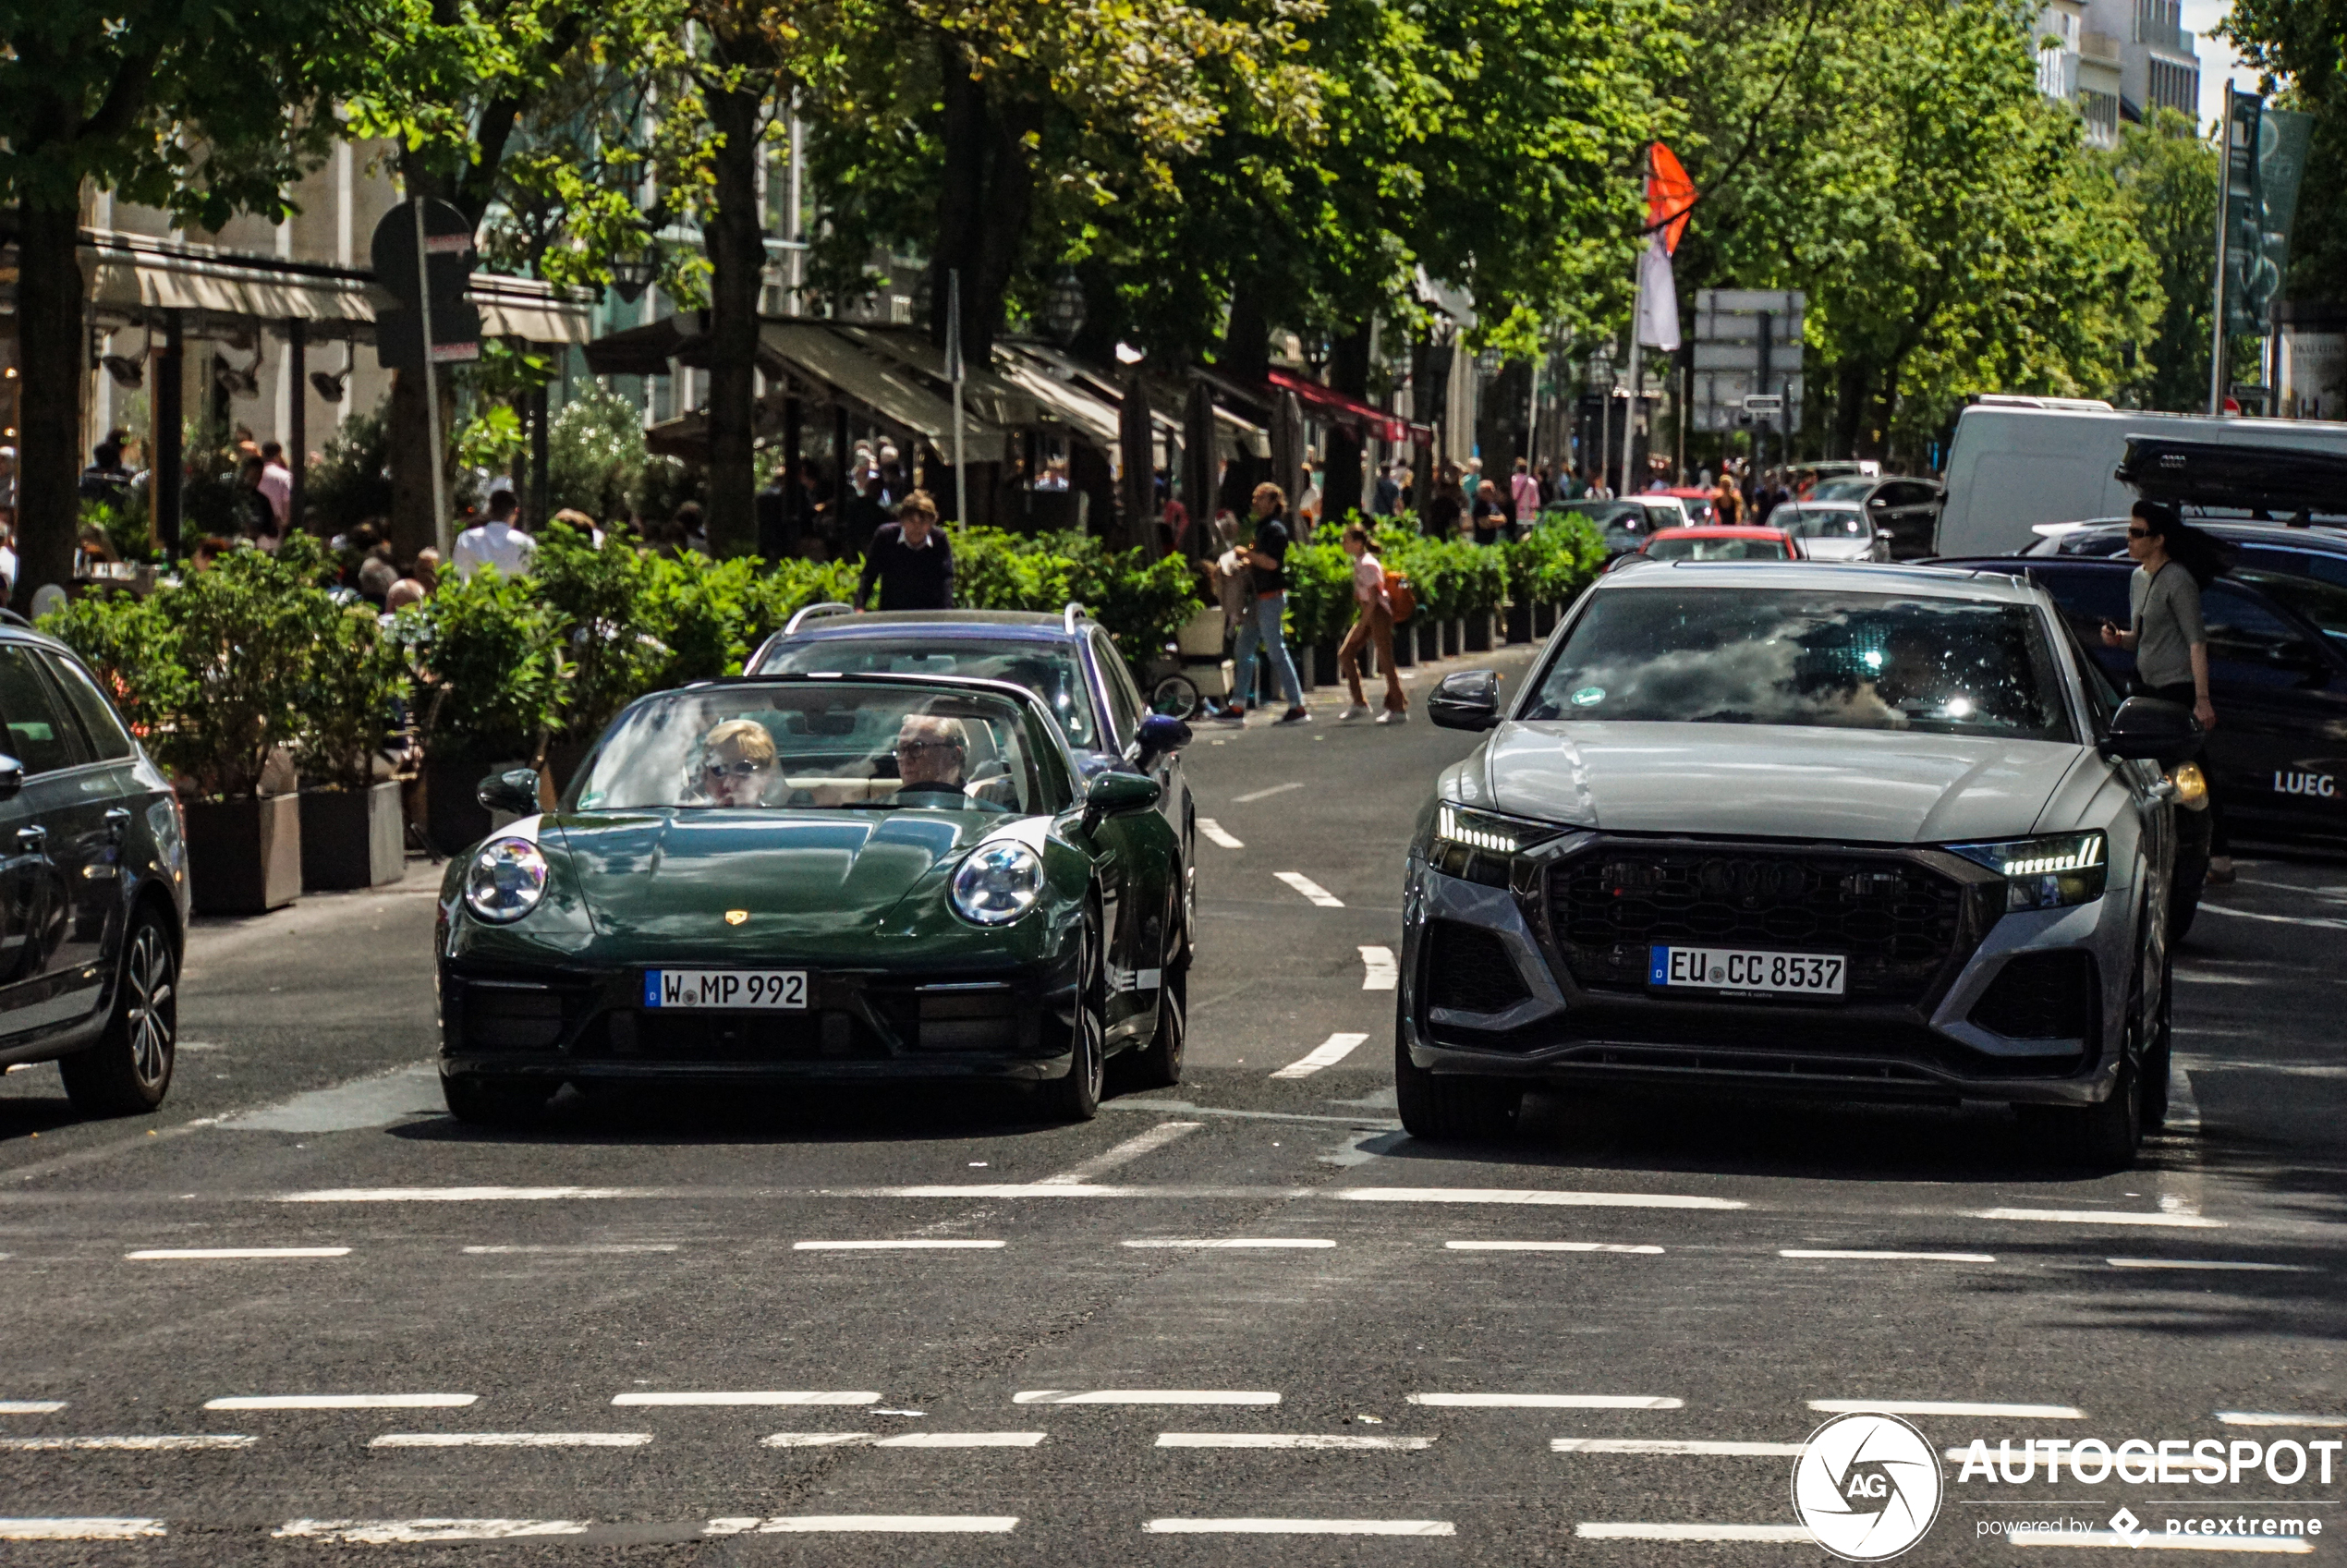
[296,603,412,891]
[394,566,561,853]
[532,522,671,743]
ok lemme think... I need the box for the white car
[1404,560,2199,1168]
[1770,500,1890,562]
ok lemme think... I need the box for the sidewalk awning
[581,313,707,376]
[757,322,1011,447]
[1268,368,1429,444]
[468,274,595,346]
[830,323,1039,431]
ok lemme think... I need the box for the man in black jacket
[855,491,955,610]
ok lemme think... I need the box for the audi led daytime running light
[1950,831,2108,913]
[463,837,549,923]
[1435,804,1562,857]
[951,840,1044,927]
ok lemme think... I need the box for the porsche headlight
[951,841,1044,927]
[463,837,550,924]
[1951,831,2107,912]
[1430,803,1566,887]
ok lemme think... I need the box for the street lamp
[1044,269,1086,344]
[609,253,657,304]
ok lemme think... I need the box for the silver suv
[1405,561,2197,1168]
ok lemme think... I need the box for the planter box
[1441,619,1463,658]
[186,793,301,916]
[1312,644,1340,686]
[1505,602,1533,645]
[1533,601,1559,638]
[1415,620,1441,662]
[300,782,406,892]
[426,756,529,857]
[1465,612,1495,653]
[1174,607,1226,658]
[1391,625,1416,667]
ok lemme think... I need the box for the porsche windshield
[756,638,1101,749]
[573,684,1046,814]
[1526,587,2073,741]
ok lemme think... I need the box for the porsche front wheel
[1039,917,1105,1121]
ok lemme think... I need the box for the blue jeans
[1232,591,1303,711]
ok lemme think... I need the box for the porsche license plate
[1648,947,1845,996]
[642,970,809,1010]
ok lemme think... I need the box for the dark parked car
[1804,474,1942,559]
[0,625,189,1115]
[2024,517,2347,594]
[748,605,1196,940]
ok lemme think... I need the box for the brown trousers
[1340,602,1407,711]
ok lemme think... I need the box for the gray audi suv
[1405,561,2199,1167]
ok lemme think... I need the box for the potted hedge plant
[395,566,561,855]
[296,602,412,890]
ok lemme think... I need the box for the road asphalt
[0,641,2341,1563]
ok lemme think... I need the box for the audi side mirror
[1429,669,1503,731]
[478,767,542,815]
[0,754,23,803]
[2101,697,2201,765]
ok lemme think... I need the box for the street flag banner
[1647,141,1696,255]
[1636,237,1681,352]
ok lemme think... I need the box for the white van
[1935,396,2347,556]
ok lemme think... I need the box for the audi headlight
[1951,831,2107,912]
[463,837,550,924]
[951,841,1044,926]
[1431,803,1566,887]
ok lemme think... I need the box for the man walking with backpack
[1337,525,1407,723]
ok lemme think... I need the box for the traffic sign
[1743,394,1784,414]
[371,199,481,371]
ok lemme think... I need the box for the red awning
[1267,368,1430,444]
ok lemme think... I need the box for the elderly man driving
[893,712,1015,811]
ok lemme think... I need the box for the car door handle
[16,826,45,851]
[103,808,131,843]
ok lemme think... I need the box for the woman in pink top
[1337,526,1408,723]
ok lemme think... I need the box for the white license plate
[642,970,809,1010]
[1648,946,1845,996]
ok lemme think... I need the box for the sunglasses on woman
[703,758,773,778]
[2126,527,2153,539]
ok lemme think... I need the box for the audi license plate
[642,970,809,1010]
[1649,947,1845,996]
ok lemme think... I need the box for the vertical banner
[2224,96,2312,336]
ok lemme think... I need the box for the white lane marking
[874,1184,1124,1197]
[2109,1258,2313,1272]
[2174,971,2262,985]
[2217,1413,2347,1428]
[1040,1121,1202,1185]
[2168,1060,2204,1132]
[0,1402,67,1414]
[1197,818,1245,849]
[714,1516,1019,1534]
[1275,871,1344,907]
[0,1435,252,1451]
[1973,1208,2224,1228]
[1809,1400,2083,1418]
[1554,1439,1807,1456]
[206,1394,476,1411]
[1121,1238,1335,1249]
[2008,1531,2312,1552]
[1156,1434,1434,1451]
[2178,1056,2347,1080]
[1015,1390,1279,1406]
[1341,1187,1745,1210]
[761,1433,874,1447]
[274,1520,587,1543]
[463,1244,679,1255]
[1271,1033,1370,1079]
[1780,1250,1998,1263]
[1359,945,1399,991]
[614,1392,876,1407]
[280,1186,650,1203]
[1234,782,1307,804]
[1411,1393,1682,1410]
[369,1433,651,1448]
[792,1240,1005,1251]
[1446,1241,1667,1254]
[2195,902,2347,931]
[870,1432,1045,1448]
[0,1519,167,1540]
[126,1247,349,1260]
[1145,1518,1453,1536]
[1576,1523,1815,1542]
[218,1062,442,1133]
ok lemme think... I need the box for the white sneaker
[1339,703,1371,722]
[1376,709,1408,724]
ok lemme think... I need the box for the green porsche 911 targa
[434,673,1188,1124]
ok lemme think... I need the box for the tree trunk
[387,367,441,563]
[1222,270,1271,385]
[15,198,84,607]
[968,103,1039,367]
[703,74,765,559]
[930,40,987,353]
[927,43,1034,366]
[1321,320,1372,523]
[1831,359,1871,461]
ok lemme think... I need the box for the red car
[1606,525,1805,571]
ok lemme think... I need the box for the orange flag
[1647,141,1696,255]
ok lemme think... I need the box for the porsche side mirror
[1081,770,1162,833]
[478,767,542,815]
[1429,669,1502,731]
[1135,711,1191,769]
[0,754,23,804]
[2100,697,2201,764]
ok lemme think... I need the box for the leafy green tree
[0,0,383,602]
[2101,109,2218,411]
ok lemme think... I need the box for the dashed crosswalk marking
[1973,1208,2224,1229]
[126,1247,349,1260]
[2217,1413,2347,1428]
[1122,1238,1334,1249]
[462,1244,679,1255]
[708,1515,1019,1534]
[1359,945,1399,990]
[206,1394,477,1411]
[0,1518,167,1540]
[0,1401,67,1415]
[1015,1390,1280,1406]
[1234,782,1307,804]
[614,1392,875,1407]
[1197,819,1245,849]
[870,1432,1045,1448]
[1808,1399,2082,1419]
[1271,1033,1370,1079]
[1144,1518,1454,1536]
[1446,1241,1666,1255]
[1412,1393,1682,1410]
[1340,1187,1745,1210]
[1780,1250,1997,1263]
[2108,1258,2312,1272]
[1576,1523,1814,1542]
[760,1433,874,1447]
[1553,1440,1805,1456]
[1275,871,1344,907]
[274,1520,587,1543]
[369,1433,650,1448]
[1156,1433,1434,1450]
[0,1436,252,1452]
[793,1240,1005,1251]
